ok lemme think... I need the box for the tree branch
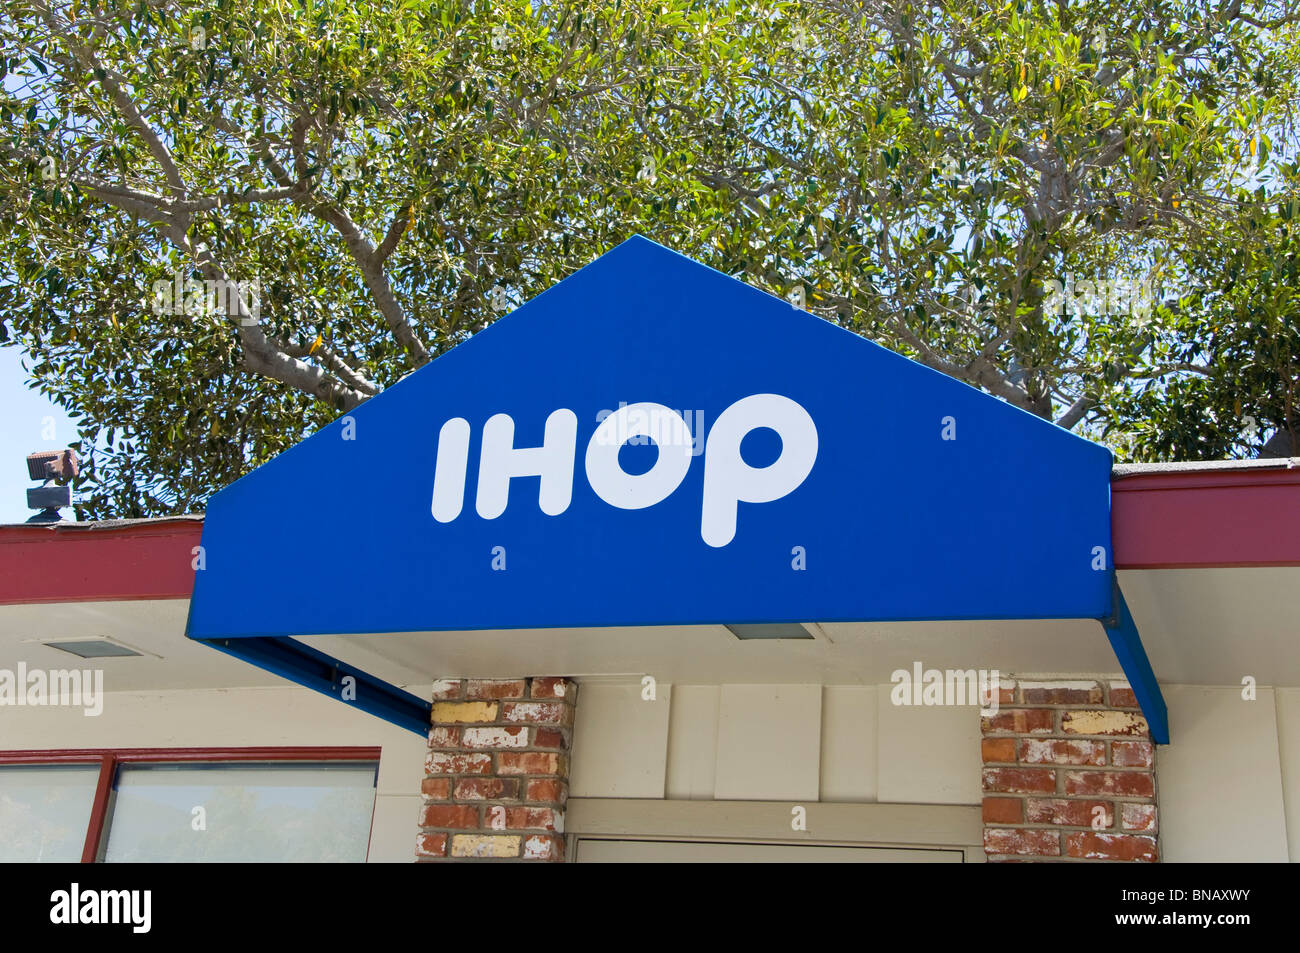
[35,1,188,198]
[206,109,432,365]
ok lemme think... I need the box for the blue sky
[0,345,81,524]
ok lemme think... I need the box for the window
[0,765,101,862]
[0,748,380,863]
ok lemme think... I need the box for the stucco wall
[7,677,1298,861]
[572,681,980,804]
[1154,686,1290,862]
[571,679,1298,862]
[0,685,429,863]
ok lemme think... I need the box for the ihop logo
[431,394,818,547]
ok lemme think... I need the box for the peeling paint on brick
[418,675,575,862]
[980,677,1157,863]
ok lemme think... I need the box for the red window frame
[0,746,382,863]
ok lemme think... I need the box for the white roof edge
[1112,457,1299,477]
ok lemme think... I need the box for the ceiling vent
[725,623,814,640]
[43,639,143,659]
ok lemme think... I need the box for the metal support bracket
[1098,579,1170,744]
[199,636,432,737]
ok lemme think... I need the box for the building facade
[2,239,1297,862]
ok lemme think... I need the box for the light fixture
[25,449,79,523]
[725,623,814,640]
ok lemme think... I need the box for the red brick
[984,828,1060,857]
[1020,682,1103,705]
[415,832,448,857]
[1025,798,1113,828]
[503,701,572,725]
[505,807,563,832]
[1064,770,1155,798]
[1019,739,1106,766]
[522,834,565,861]
[498,752,566,776]
[419,804,480,829]
[981,708,1054,734]
[461,725,528,748]
[525,779,568,804]
[1121,803,1158,832]
[427,726,461,748]
[465,679,528,700]
[982,767,1056,794]
[429,679,464,701]
[533,727,567,750]
[453,777,520,800]
[1111,741,1154,768]
[1109,685,1140,708]
[420,778,451,798]
[530,677,571,699]
[982,797,1023,824]
[425,751,493,775]
[1065,832,1157,862]
[981,738,1017,763]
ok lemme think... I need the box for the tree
[1,0,744,515]
[3,0,1299,519]
[670,0,1300,438]
[1113,187,1300,459]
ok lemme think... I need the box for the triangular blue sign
[187,237,1164,740]
[189,235,1114,635]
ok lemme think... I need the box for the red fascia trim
[0,520,201,605]
[1111,467,1300,569]
[3,466,1298,606]
[0,746,382,764]
[81,754,115,863]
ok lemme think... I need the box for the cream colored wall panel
[574,839,962,862]
[664,685,719,799]
[367,795,422,863]
[1277,688,1300,863]
[570,681,671,798]
[1158,686,1288,862]
[876,690,981,805]
[566,798,982,848]
[713,684,821,801]
[820,686,878,802]
[0,686,429,796]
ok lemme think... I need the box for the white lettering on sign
[586,402,694,510]
[700,394,817,546]
[476,409,578,519]
[430,394,818,547]
[431,417,472,521]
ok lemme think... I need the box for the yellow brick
[1060,710,1148,736]
[450,834,520,858]
[432,701,499,723]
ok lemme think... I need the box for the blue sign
[188,237,1165,741]
[188,234,1113,638]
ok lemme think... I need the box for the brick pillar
[416,676,576,862]
[981,678,1158,862]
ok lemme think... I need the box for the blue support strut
[1099,581,1169,744]
[199,636,432,737]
